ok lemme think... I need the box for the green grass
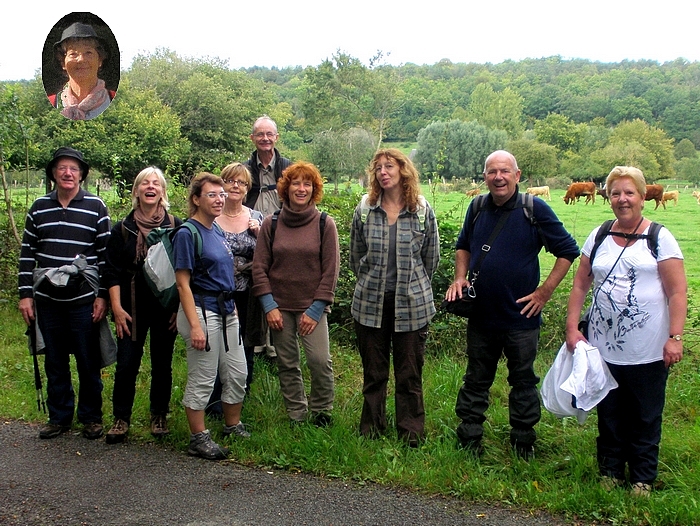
[2,187,700,525]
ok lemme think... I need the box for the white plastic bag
[541,342,588,422]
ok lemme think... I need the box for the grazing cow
[692,190,700,204]
[525,185,551,201]
[563,181,596,205]
[644,184,664,210]
[465,188,481,199]
[661,190,679,209]
[597,187,608,204]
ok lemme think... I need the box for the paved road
[0,421,567,526]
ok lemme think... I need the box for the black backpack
[588,219,663,267]
[469,192,550,252]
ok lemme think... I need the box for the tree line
[2,50,700,195]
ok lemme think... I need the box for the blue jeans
[37,301,103,426]
[455,323,540,446]
[597,360,668,484]
[112,301,176,423]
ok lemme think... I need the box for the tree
[506,139,559,185]
[534,113,584,154]
[301,51,402,147]
[608,120,675,179]
[416,120,508,180]
[466,84,525,138]
[309,127,375,192]
[674,138,697,160]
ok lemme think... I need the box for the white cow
[525,185,551,201]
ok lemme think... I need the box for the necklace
[223,209,245,218]
[611,216,645,239]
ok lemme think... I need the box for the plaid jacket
[350,195,440,332]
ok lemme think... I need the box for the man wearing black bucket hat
[48,21,116,120]
[18,147,111,439]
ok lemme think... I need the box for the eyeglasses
[224,179,248,188]
[204,192,228,199]
[253,132,277,139]
[55,165,81,174]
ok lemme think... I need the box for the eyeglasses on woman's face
[223,179,248,188]
[204,192,228,199]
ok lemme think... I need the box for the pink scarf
[60,79,110,120]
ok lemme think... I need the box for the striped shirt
[350,195,440,332]
[18,188,111,303]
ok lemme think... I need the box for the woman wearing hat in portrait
[45,17,118,120]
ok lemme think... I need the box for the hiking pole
[25,322,46,414]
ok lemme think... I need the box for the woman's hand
[249,219,260,237]
[266,308,284,332]
[168,312,178,332]
[565,327,587,352]
[663,338,683,368]
[298,313,318,336]
[112,304,132,339]
[190,324,207,351]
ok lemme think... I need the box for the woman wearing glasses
[206,164,263,416]
[173,174,250,460]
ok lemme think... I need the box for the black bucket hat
[53,22,106,51]
[46,147,90,182]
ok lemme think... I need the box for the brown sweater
[252,205,339,311]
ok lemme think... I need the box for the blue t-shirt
[173,219,235,315]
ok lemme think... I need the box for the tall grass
[1,186,699,525]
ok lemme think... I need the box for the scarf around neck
[133,206,166,262]
[61,79,110,120]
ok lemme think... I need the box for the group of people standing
[19,119,686,493]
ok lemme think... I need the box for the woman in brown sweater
[252,162,340,426]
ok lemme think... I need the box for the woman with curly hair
[252,162,340,426]
[350,149,440,447]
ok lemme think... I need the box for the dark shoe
[82,423,103,440]
[188,430,229,460]
[513,442,535,461]
[222,421,251,438]
[106,419,129,444]
[150,415,170,438]
[39,423,70,439]
[311,412,333,428]
[457,437,483,457]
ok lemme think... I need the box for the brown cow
[597,187,608,204]
[644,184,664,210]
[465,188,481,199]
[563,182,596,205]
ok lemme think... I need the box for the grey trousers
[273,311,334,421]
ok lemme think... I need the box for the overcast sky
[2,0,698,81]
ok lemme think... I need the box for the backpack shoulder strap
[359,194,371,224]
[182,221,202,258]
[270,210,281,247]
[588,219,615,268]
[647,221,663,259]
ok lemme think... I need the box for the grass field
[1,184,699,525]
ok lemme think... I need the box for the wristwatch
[669,334,682,341]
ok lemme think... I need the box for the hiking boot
[630,482,652,497]
[311,412,333,428]
[188,430,229,460]
[457,437,484,457]
[600,476,624,491]
[106,419,129,444]
[222,421,251,438]
[512,442,535,461]
[150,415,170,438]
[82,422,103,440]
[39,423,70,439]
